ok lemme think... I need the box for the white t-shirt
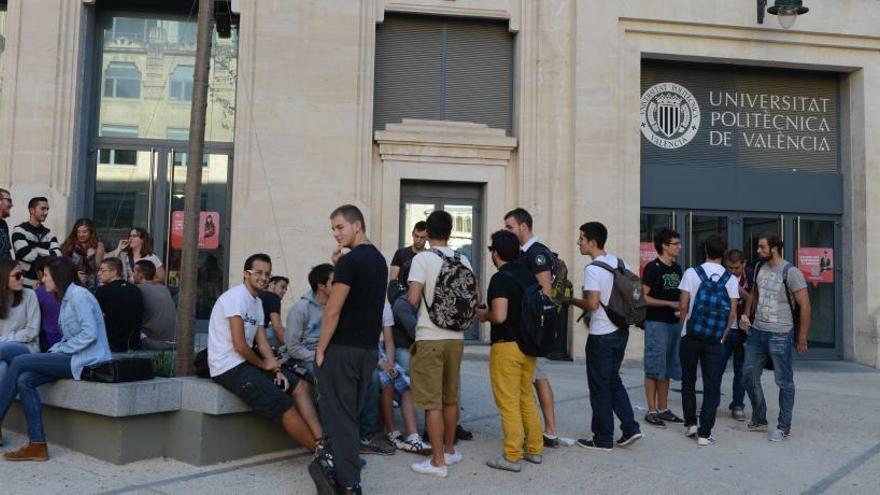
[383,302,394,328]
[408,247,473,341]
[208,284,265,377]
[583,254,629,336]
[678,262,740,337]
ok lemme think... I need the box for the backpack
[549,254,574,308]
[424,249,478,331]
[590,259,647,328]
[501,271,559,357]
[685,266,732,342]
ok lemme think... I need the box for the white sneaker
[697,436,717,446]
[411,459,448,478]
[444,450,464,465]
[558,437,576,447]
[387,431,405,450]
[685,425,698,438]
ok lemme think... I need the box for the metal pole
[175,0,214,376]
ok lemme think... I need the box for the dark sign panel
[641,61,839,174]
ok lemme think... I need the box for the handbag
[82,358,154,383]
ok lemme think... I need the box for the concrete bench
[5,377,297,466]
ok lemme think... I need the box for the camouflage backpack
[425,249,478,331]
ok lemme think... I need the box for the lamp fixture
[758,0,809,29]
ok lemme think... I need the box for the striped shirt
[12,222,62,288]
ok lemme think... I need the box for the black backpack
[590,259,647,328]
[501,272,559,357]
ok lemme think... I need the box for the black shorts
[213,362,298,421]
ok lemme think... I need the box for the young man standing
[407,210,474,478]
[96,257,144,352]
[721,249,752,421]
[259,275,289,345]
[678,234,739,446]
[503,208,568,447]
[390,221,428,283]
[133,260,176,350]
[315,205,388,495]
[285,264,334,376]
[641,229,685,428]
[743,233,811,442]
[477,230,544,473]
[12,197,62,288]
[0,189,13,261]
[208,253,332,493]
[569,222,642,451]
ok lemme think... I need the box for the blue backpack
[686,266,732,342]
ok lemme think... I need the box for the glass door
[94,147,159,246]
[742,216,782,272]
[688,213,729,266]
[639,210,674,276]
[796,218,839,355]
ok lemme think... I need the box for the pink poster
[639,242,656,277]
[797,247,834,287]
[170,211,220,250]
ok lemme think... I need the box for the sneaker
[644,411,666,429]
[486,455,522,472]
[747,421,768,432]
[557,437,576,447]
[616,432,643,447]
[523,453,543,464]
[338,486,362,495]
[444,449,464,465]
[543,434,560,448]
[456,424,474,441]
[308,458,337,495]
[401,436,432,455]
[658,409,685,424]
[731,408,746,421]
[697,436,717,446]
[576,439,612,452]
[360,437,395,456]
[411,459,448,478]
[769,429,790,442]
[685,425,698,438]
[387,431,405,450]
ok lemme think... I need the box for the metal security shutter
[374,15,514,135]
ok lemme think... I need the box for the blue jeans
[394,348,411,371]
[743,329,795,431]
[720,328,746,410]
[358,368,380,439]
[643,320,681,380]
[0,352,73,442]
[0,342,32,384]
[586,328,640,448]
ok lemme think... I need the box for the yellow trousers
[489,342,544,462]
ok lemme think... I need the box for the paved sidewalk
[1,348,879,494]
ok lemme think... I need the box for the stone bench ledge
[173,377,252,415]
[37,378,182,418]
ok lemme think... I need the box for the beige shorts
[533,357,549,382]
[409,339,464,410]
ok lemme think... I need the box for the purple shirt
[35,285,62,350]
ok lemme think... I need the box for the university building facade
[0,0,877,365]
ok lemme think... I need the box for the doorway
[399,181,484,341]
[92,144,233,323]
[640,209,840,358]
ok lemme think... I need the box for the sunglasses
[9,272,22,281]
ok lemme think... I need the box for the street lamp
[758,0,809,29]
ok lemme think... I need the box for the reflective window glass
[169,65,194,101]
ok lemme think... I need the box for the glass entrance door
[796,218,839,354]
[400,181,483,341]
[93,145,232,321]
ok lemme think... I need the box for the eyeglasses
[665,241,682,246]
[246,270,271,278]
[98,268,113,274]
[8,272,22,280]
[0,197,11,204]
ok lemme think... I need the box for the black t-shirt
[487,261,537,343]
[390,246,418,283]
[521,241,554,276]
[642,258,682,324]
[258,291,281,328]
[96,279,144,352]
[332,243,388,349]
[0,220,11,261]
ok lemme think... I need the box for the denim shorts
[213,362,297,421]
[643,320,682,380]
[378,363,411,393]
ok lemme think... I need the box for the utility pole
[175,0,214,376]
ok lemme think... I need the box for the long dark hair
[47,257,78,303]
[61,218,100,257]
[126,227,154,257]
[0,260,23,318]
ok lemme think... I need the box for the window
[374,15,514,135]
[167,127,189,141]
[169,65,194,101]
[98,125,139,165]
[104,62,141,98]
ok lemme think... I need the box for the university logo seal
[640,83,700,149]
